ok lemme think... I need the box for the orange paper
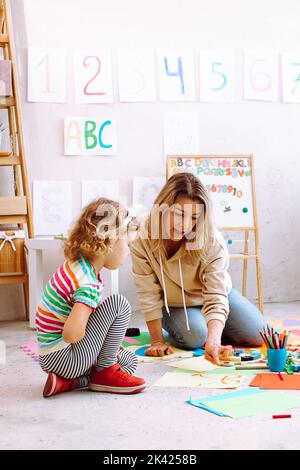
[250,373,300,390]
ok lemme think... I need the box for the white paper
[118,48,156,102]
[244,50,278,101]
[33,181,72,236]
[158,49,196,101]
[199,51,235,102]
[64,116,117,156]
[281,52,300,103]
[164,112,200,157]
[73,50,114,103]
[28,47,66,103]
[81,180,120,207]
[133,177,165,211]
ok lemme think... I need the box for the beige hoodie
[130,229,232,329]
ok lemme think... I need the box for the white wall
[1,0,300,319]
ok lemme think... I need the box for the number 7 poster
[73,50,114,104]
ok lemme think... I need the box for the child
[36,198,146,397]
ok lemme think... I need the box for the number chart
[166,155,255,228]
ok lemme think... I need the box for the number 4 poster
[73,50,114,104]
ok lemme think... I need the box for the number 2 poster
[73,49,114,104]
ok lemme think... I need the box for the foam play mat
[269,318,300,346]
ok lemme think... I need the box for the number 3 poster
[73,49,114,104]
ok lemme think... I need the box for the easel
[0,0,34,319]
[166,154,263,313]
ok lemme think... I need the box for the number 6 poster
[73,49,114,104]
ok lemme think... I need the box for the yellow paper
[168,356,218,372]
[154,371,244,389]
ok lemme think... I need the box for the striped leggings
[39,294,138,388]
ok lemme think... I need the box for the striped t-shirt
[35,257,104,356]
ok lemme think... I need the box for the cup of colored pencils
[260,325,289,372]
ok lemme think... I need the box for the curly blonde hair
[64,198,129,262]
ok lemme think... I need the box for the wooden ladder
[0,0,34,319]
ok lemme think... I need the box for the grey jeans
[162,288,266,349]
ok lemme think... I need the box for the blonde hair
[147,172,215,263]
[64,198,129,262]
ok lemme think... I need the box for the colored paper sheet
[168,356,219,372]
[188,389,300,419]
[154,371,244,389]
[122,331,151,347]
[250,373,300,390]
[268,318,300,346]
[175,367,261,376]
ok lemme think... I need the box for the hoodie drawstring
[159,253,170,316]
[178,258,191,331]
[159,252,190,331]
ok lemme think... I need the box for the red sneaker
[89,364,146,394]
[43,372,77,398]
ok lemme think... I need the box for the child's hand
[145,341,173,357]
[205,341,233,365]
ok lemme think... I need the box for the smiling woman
[130,172,266,364]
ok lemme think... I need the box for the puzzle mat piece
[20,342,39,362]
[122,331,151,347]
[268,318,300,345]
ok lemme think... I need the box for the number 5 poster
[73,50,114,103]
[199,51,235,102]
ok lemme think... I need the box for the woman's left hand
[205,341,233,365]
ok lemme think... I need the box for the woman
[130,172,266,364]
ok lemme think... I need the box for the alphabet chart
[167,155,254,228]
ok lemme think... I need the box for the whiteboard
[166,155,255,228]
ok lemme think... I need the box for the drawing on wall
[81,180,120,207]
[164,112,200,158]
[33,181,73,235]
[133,177,165,211]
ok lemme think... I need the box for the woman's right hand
[145,341,174,357]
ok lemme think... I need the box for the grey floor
[1,302,300,450]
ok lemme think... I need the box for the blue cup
[267,348,287,372]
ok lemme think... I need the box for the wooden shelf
[0,196,27,215]
[0,96,14,107]
[0,33,9,44]
[0,155,20,165]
